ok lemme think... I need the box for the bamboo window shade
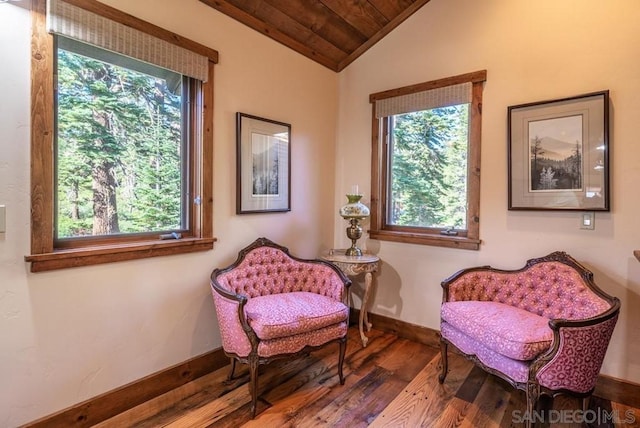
[46,0,209,82]
[374,82,472,118]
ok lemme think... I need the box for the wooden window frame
[26,0,218,272]
[368,71,486,251]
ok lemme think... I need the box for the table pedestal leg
[359,271,374,347]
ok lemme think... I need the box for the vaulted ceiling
[199,0,432,72]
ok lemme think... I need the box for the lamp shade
[339,194,370,219]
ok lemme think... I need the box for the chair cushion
[441,301,553,361]
[258,321,348,358]
[245,291,349,341]
[441,322,529,383]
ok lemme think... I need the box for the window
[55,38,190,243]
[369,71,486,250]
[26,0,218,272]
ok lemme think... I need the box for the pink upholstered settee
[439,252,620,427]
[210,237,351,417]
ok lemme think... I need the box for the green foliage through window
[55,39,185,238]
[388,104,469,229]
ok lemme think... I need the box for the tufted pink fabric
[446,262,610,320]
[438,252,620,428]
[245,291,350,340]
[209,238,351,418]
[216,246,346,302]
[441,301,553,361]
[536,315,619,393]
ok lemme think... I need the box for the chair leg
[525,382,540,428]
[582,395,591,412]
[438,340,448,384]
[227,357,236,381]
[338,337,347,385]
[249,355,259,418]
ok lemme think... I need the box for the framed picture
[236,113,291,214]
[508,91,609,211]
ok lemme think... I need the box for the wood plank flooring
[97,327,640,427]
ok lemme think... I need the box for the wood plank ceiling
[199,0,432,72]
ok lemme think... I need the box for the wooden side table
[322,249,380,347]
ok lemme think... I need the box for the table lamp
[339,188,370,256]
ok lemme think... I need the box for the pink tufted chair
[439,252,620,428]
[210,237,351,417]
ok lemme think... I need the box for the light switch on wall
[0,205,5,233]
[581,211,595,230]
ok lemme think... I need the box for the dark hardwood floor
[95,327,640,427]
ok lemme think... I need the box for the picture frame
[236,113,291,214]
[508,91,609,211]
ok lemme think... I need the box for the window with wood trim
[369,71,486,250]
[26,0,218,272]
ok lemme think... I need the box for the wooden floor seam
[92,326,640,427]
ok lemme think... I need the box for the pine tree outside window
[55,38,189,242]
[369,71,486,250]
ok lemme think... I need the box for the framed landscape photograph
[236,113,291,214]
[508,91,609,211]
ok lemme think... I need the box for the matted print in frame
[237,113,291,214]
[508,91,609,211]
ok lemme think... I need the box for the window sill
[369,230,480,250]
[25,237,216,272]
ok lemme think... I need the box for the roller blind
[375,82,471,118]
[47,0,208,82]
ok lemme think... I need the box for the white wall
[0,1,338,425]
[337,0,640,384]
